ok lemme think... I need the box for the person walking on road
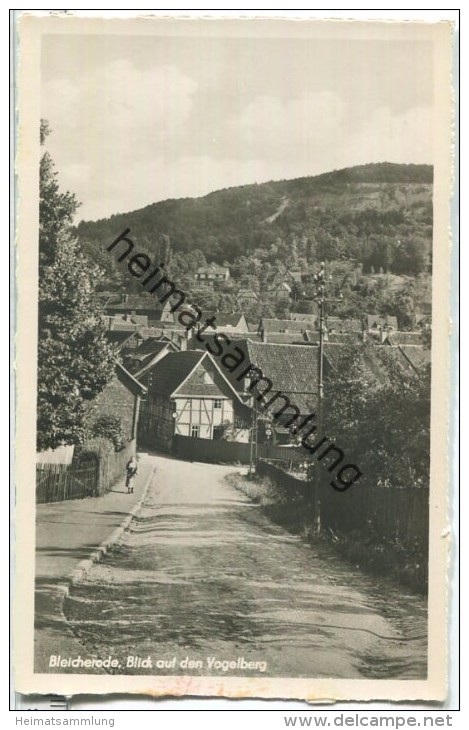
[125,456,138,494]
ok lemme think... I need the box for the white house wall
[174,397,233,439]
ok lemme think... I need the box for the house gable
[175,358,234,399]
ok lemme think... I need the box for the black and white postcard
[14,14,454,701]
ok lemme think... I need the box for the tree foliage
[91,415,125,451]
[37,122,115,451]
[323,345,431,488]
[74,163,433,329]
[76,163,433,289]
[39,122,80,273]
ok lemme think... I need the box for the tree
[37,122,115,451]
[91,415,125,451]
[323,344,431,488]
[390,285,416,330]
[218,293,236,312]
[394,236,430,276]
[39,126,79,272]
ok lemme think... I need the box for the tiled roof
[261,319,306,333]
[108,322,141,332]
[147,351,206,397]
[105,330,141,348]
[302,331,319,343]
[109,314,149,327]
[263,333,309,344]
[322,343,347,373]
[124,352,154,375]
[367,314,398,330]
[244,341,318,413]
[147,350,245,404]
[138,325,187,338]
[124,340,173,375]
[398,345,431,372]
[238,289,259,300]
[187,332,262,352]
[387,331,424,346]
[201,312,248,328]
[289,312,318,324]
[326,332,364,344]
[132,338,173,357]
[115,362,147,396]
[326,317,362,333]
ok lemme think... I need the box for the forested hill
[76,162,433,286]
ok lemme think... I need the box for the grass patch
[226,471,427,594]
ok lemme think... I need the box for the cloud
[347,106,433,165]
[237,91,432,169]
[238,91,348,159]
[42,59,199,219]
[43,59,198,142]
[72,153,304,221]
[43,72,432,222]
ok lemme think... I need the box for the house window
[214,399,222,409]
[191,425,200,438]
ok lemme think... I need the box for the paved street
[62,453,427,679]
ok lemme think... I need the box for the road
[64,454,427,679]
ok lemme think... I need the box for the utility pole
[312,262,343,533]
[248,395,258,477]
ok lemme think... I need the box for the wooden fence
[255,459,429,590]
[36,460,99,504]
[36,440,136,504]
[256,459,429,548]
[319,479,429,546]
[173,435,306,465]
[96,440,136,496]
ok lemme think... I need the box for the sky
[41,25,434,222]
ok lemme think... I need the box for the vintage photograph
[15,15,453,701]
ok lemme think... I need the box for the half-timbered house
[138,350,250,452]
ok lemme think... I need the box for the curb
[68,466,155,589]
[34,466,156,672]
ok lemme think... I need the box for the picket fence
[36,440,136,504]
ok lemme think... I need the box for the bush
[91,416,125,451]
